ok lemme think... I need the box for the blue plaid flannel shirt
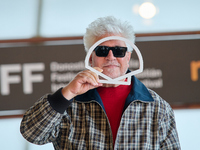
[20,76,181,149]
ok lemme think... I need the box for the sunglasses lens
[94,46,127,57]
[113,47,127,57]
[95,46,109,57]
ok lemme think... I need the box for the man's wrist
[61,86,77,100]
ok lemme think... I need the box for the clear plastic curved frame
[85,36,143,85]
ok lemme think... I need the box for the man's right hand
[61,67,103,100]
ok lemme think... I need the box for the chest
[58,101,160,149]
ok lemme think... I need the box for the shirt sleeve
[48,88,73,113]
[159,102,181,150]
[20,88,72,145]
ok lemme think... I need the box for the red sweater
[97,84,132,144]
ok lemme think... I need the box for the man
[20,16,181,149]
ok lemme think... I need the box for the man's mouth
[103,62,120,68]
[104,65,118,67]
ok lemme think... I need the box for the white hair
[83,16,135,52]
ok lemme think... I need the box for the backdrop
[0,37,199,111]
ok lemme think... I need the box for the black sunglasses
[94,46,127,57]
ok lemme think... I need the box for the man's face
[89,35,131,79]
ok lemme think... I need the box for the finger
[93,67,103,72]
[92,67,103,82]
[84,69,101,82]
[79,71,99,86]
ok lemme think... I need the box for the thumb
[93,67,103,73]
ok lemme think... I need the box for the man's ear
[126,52,131,68]
[127,52,131,62]
[89,53,93,66]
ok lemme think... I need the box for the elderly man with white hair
[20,16,181,150]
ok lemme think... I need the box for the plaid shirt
[20,76,181,150]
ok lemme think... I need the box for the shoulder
[148,88,171,108]
[147,88,175,119]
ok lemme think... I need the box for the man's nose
[106,50,116,60]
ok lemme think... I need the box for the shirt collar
[130,75,154,102]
